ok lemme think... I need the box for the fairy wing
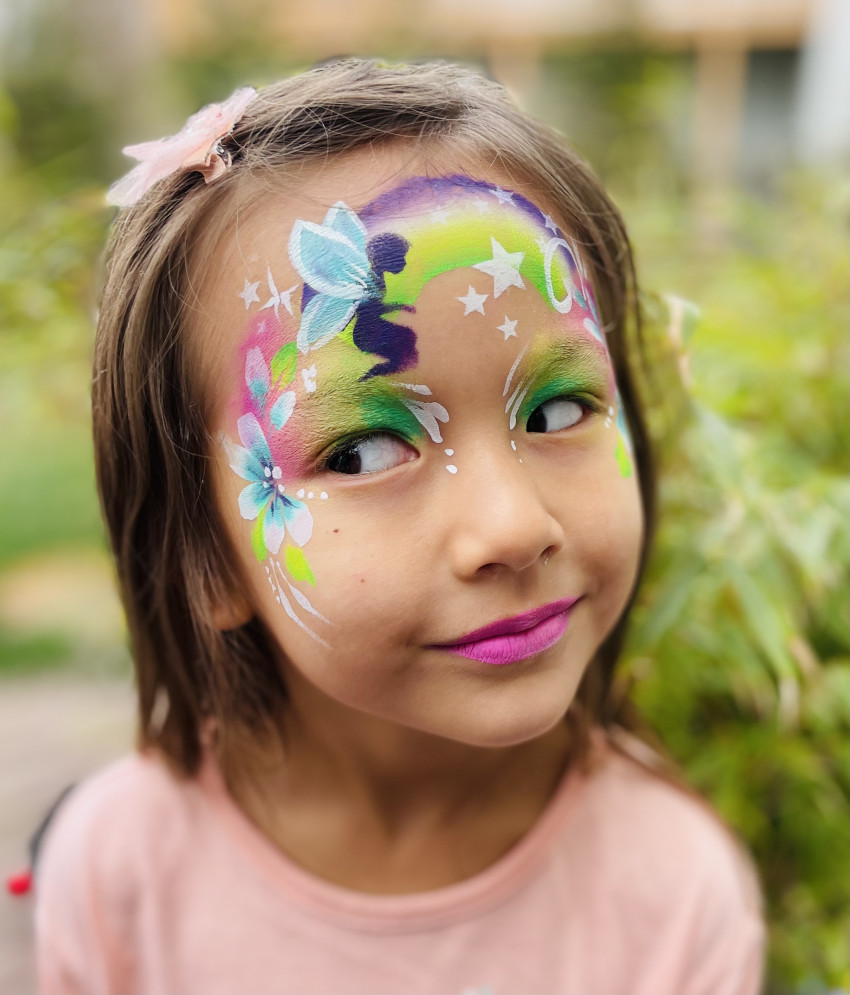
[289,202,379,352]
[288,202,376,299]
[297,293,358,353]
[322,202,369,254]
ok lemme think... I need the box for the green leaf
[284,544,315,585]
[250,508,267,562]
[270,342,297,387]
[615,436,632,477]
[726,559,797,682]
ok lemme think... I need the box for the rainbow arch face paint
[218,172,635,647]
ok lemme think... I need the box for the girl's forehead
[204,169,610,423]
[234,173,575,274]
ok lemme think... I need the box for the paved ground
[0,674,135,994]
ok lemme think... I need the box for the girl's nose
[447,451,566,579]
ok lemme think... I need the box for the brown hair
[93,57,657,778]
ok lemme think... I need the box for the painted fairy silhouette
[288,202,417,379]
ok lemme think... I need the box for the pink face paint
[429,598,580,665]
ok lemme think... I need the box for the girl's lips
[432,598,580,666]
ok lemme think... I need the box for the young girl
[34,59,764,994]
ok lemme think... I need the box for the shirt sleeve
[590,741,767,995]
[34,765,139,995]
[680,834,766,995]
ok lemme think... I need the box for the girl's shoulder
[36,751,204,908]
[576,728,763,923]
[34,752,212,992]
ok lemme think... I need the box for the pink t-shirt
[35,733,764,994]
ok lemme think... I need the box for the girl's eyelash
[524,392,603,434]
[526,391,602,417]
[320,430,417,475]
[320,431,378,470]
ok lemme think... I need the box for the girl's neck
[226,672,575,893]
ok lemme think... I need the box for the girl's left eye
[325,433,418,475]
[526,397,587,433]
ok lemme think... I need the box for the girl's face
[205,153,643,748]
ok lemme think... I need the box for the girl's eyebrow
[520,336,612,384]
[285,373,430,447]
[300,374,421,412]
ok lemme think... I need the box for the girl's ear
[210,590,254,631]
[206,566,254,631]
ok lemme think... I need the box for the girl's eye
[526,397,586,433]
[325,433,418,475]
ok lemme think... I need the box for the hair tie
[107,86,258,208]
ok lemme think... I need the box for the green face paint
[515,340,613,429]
[276,367,432,477]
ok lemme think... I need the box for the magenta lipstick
[432,598,579,666]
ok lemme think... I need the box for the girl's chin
[409,694,575,752]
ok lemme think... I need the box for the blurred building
[143,0,847,179]
[2,0,847,187]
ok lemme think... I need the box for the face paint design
[288,205,417,378]
[221,174,634,642]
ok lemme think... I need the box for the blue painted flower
[224,413,312,555]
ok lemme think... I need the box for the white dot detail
[446,465,458,474]
[444,448,454,456]
[307,491,314,499]
[296,488,305,498]
[277,484,285,494]
[272,466,282,480]
[320,492,328,500]
[510,440,517,451]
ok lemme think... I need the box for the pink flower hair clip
[107,86,258,208]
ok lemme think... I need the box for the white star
[238,279,260,309]
[473,238,525,298]
[429,208,451,225]
[490,186,515,205]
[457,286,488,315]
[261,267,297,317]
[543,213,558,233]
[472,198,491,213]
[278,285,297,314]
[498,316,518,340]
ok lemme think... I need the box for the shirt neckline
[197,738,596,933]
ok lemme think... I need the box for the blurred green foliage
[618,169,849,992]
[0,28,847,993]
[0,169,108,565]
